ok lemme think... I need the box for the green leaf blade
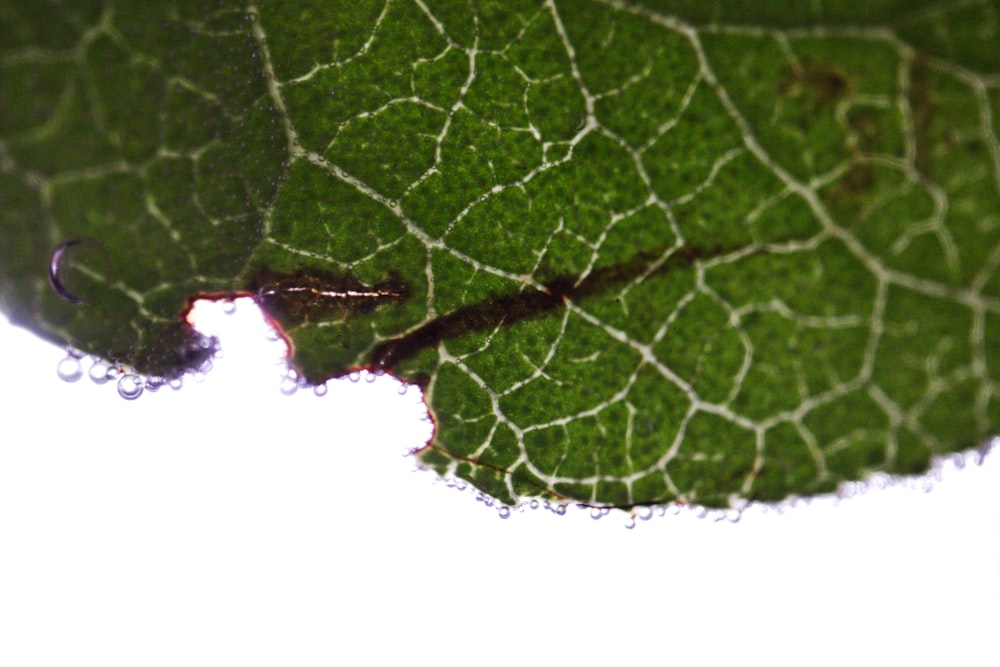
[2,0,998,510]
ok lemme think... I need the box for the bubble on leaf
[365,372,377,384]
[497,506,511,520]
[279,374,299,396]
[624,517,636,530]
[117,373,144,400]
[145,376,168,393]
[348,371,360,383]
[88,360,110,385]
[313,383,328,397]
[105,365,121,382]
[56,355,83,383]
[529,499,540,510]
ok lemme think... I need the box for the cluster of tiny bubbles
[543,501,568,516]
[192,358,214,383]
[445,479,468,492]
[279,368,304,396]
[144,376,169,393]
[588,506,612,521]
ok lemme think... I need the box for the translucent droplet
[397,384,408,395]
[169,377,184,390]
[265,328,281,342]
[88,360,110,385]
[365,372,377,383]
[117,373,144,400]
[624,518,636,530]
[193,371,207,383]
[222,300,237,315]
[198,358,213,374]
[553,504,567,516]
[65,344,85,359]
[105,365,121,382]
[638,507,654,522]
[529,499,540,511]
[497,506,511,520]
[56,356,83,383]
[348,371,360,383]
[145,376,168,392]
[313,383,328,397]
[279,375,299,396]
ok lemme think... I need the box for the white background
[1,299,998,666]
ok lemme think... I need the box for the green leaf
[2,1,999,509]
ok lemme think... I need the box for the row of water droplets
[54,298,421,401]
[431,473,752,527]
[56,339,218,401]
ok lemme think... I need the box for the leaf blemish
[248,268,410,327]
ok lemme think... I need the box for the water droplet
[265,328,280,342]
[365,372,377,383]
[169,377,184,390]
[56,356,83,383]
[624,518,636,530]
[279,374,299,396]
[497,506,511,520]
[637,507,654,522]
[106,365,122,382]
[88,360,110,385]
[348,371,361,383]
[554,504,567,516]
[145,376,168,392]
[198,358,213,374]
[313,383,328,397]
[65,344,85,359]
[397,384,408,395]
[529,499,540,511]
[222,300,237,315]
[117,373,144,400]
